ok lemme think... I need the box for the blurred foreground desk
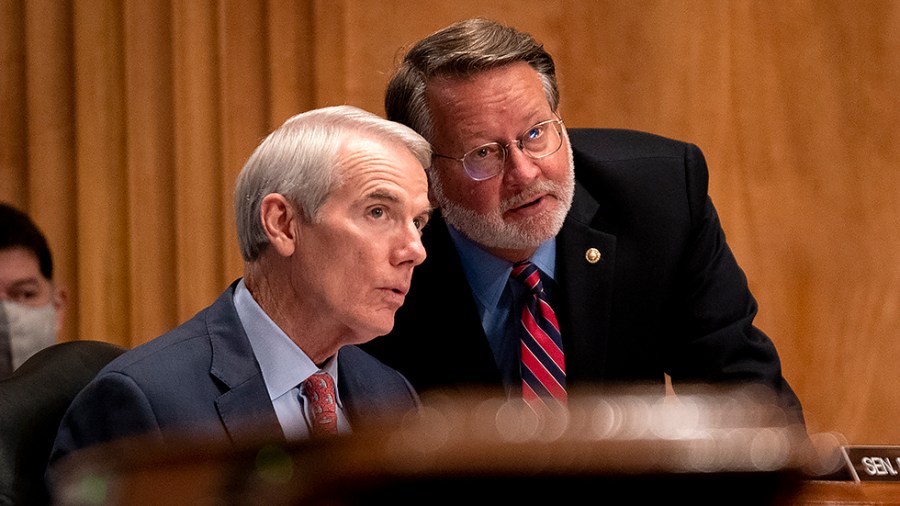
[52,387,872,505]
[793,481,900,505]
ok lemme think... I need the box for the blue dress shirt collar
[447,223,557,315]
[232,279,342,405]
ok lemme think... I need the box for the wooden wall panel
[266,0,315,126]
[311,0,348,106]
[1,0,898,445]
[0,0,26,207]
[123,0,177,342]
[73,0,130,345]
[171,0,225,323]
[218,0,269,283]
[719,1,900,442]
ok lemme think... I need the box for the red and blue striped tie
[511,260,567,407]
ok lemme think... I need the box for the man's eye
[415,215,432,234]
[370,207,385,218]
[526,126,544,140]
[12,291,38,304]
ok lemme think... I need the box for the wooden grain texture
[218,0,269,283]
[123,0,177,342]
[171,0,226,323]
[72,0,131,346]
[0,0,26,207]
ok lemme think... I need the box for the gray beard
[430,141,576,251]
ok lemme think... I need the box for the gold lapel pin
[585,247,601,264]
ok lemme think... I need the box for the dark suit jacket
[49,281,419,468]
[362,128,802,416]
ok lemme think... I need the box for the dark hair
[0,203,53,279]
[385,18,560,141]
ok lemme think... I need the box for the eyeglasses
[432,118,565,181]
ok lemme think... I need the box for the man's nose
[394,225,427,267]
[503,145,541,185]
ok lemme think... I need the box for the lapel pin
[585,247,601,264]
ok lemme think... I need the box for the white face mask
[0,300,57,371]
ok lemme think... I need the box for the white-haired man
[50,105,433,469]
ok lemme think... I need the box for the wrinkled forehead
[333,136,428,193]
[425,64,555,148]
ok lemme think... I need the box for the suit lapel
[337,346,421,432]
[206,285,284,442]
[337,347,387,428]
[556,183,617,385]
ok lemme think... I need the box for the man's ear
[259,193,300,257]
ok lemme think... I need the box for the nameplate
[843,446,900,482]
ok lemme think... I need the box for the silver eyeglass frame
[432,117,565,181]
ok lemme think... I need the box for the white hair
[233,105,431,261]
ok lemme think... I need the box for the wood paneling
[72,0,130,345]
[124,0,177,342]
[0,0,26,206]
[171,0,226,322]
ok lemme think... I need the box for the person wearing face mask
[0,203,66,378]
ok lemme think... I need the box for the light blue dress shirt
[446,224,557,393]
[233,279,351,439]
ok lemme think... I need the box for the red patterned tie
[302,371,338,437]
[511,260,567,407]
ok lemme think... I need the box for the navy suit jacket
[49,281,419,468]
[362,128,802,416]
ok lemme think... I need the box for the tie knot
[302,371,335,399]
[511,260,544,294]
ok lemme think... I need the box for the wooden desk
[792,481,900,505]
[53,388,867,505]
